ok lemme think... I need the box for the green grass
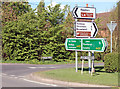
[34,66,118,86]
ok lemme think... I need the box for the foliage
[109,2,119,52]
[39,4,72,62]
[2,1,32,24]
[104,52,118,72]
[2,11,41,61]
[2,1,74,62]
[63,6,74,38]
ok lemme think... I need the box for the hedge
[104,52,118,72]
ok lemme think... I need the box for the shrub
[104,52,118,72]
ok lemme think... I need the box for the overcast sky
[28,0,119,13]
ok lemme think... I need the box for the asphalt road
[1,63,104,88]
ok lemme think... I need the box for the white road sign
[72,6,96,19]
[75,22,98,37]
[107,23,117,32]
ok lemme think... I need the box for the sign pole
[75,50,78,72]
[110,21,113,53]
[81,59,84,74]
[91,51,95,75]
[75,17,78,72]
[88,52,91,74]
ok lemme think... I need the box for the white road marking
[28,67,56,69]
[2,73,7,76]
[22,78,58,87]
[10,75,15,77]
[18,76,25,78]
[14,77,18,79]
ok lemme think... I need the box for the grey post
[75,18,78,72]
[88,52,91,74]
[111,21,113,53]
[75,50,78,72]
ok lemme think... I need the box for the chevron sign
[72,6,96,19]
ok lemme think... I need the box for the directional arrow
[75,22,98,37]
[72,6,96,19]
[65,38,108,52]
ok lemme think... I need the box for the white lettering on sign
[83,44,92,46]
[83,47,90,49]
[69,44,74,46]
[71,41,76,42]
[69,47,76,48]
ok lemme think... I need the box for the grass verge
[34,66,118,86]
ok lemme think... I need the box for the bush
[104,52,118,72]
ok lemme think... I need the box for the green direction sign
[65,38,82,50]
[65,38,107,52]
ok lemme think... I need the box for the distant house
[96,12,111,38]
[96,12,111,30]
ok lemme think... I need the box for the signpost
[72,6,96,19]
[75,22,98,37]
[66,4,108,74]
[107,21,117,53]
[65,38,107,52]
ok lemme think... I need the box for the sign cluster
[65,6,108,52]
[65,5,108,74]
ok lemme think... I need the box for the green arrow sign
[65,38,107,52]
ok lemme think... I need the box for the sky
[28,0,119,13]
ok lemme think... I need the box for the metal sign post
[91,51,95,76]
[107,21,117,53]
[88,52,91,74]
[75,50,78,72]
[75,19,78,72]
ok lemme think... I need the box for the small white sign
[81,56,94,59]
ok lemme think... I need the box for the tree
[2,1,32,24]
[39,4,72,61]
[109,1,119,52]
[2,2,73,62]
[37,0,45,14]
[2,11,41,61]
[63,6,74,39]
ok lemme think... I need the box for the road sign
[65,38,107,52]
[75,22,98,37]
[72,6,96,19]
[81,56,94,59]
[107,23,117,32]
[107,21,117,53]
[65,38,82,50]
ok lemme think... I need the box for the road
[1,63,104,88]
